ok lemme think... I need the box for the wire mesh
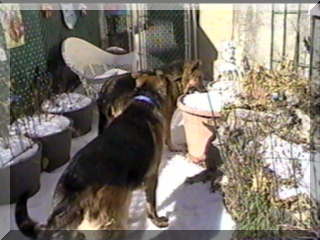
[104,11,131,51]
[10,10,47,114]
[143,10,187,70]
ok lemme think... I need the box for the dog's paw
[151,216,169,228]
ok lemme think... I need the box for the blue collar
[134,95,159,107]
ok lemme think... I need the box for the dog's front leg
[145,175,169,228]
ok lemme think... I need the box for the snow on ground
[42,93,92,113]
[6,107,235,239]
[0,135,38,168]
[125,150,235,240]
[9,114,70,138]
[128,150,235,232]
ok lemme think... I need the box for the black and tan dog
[15,78,168,240]
[97,60,205,151]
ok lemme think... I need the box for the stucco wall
[199,4,313,78]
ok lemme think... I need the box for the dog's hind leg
[145,175,169,228]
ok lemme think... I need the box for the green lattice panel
[0,20,9,103]
[10,10,47,107]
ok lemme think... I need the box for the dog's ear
[131,72,141,79]
[190,60,202,71]
[132,72,146,88]
[155,69,164,78]
[135,76,148,88]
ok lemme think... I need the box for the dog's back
[58,108,159,192]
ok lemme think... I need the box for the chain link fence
[143,10,187,70]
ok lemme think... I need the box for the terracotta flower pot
[177,95,221,164]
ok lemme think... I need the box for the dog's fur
[15,80,168,240]
[97,60,205,151]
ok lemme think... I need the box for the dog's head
[131,70,168,102]
[164,60,205,94]
[181,60,205,93]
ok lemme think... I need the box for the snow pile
[42,93,92,113]
[10,114,70,138]
[215,41,244,81]
[0,135,38,168]
[183,81,240,112]
[94,68,128,80]
[262,134,311,199]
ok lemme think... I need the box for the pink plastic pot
[177,95,221,164]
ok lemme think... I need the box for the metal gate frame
[309,6,320,205]
[270,4,310,72]
[100,4,203,72]
[133,4,198,71]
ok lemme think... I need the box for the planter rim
[41,94,95,115]
[24,115,72,139]
[177,95,221,118]
[43,99,96,115]
[0,141,42,170]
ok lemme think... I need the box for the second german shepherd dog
[97,60,205,151]
[15,76,168,240]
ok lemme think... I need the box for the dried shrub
[211,61,319,237]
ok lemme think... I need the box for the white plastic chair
[62,37,138,98]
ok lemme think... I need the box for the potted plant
[0,134,42,205]
[0,88,41,204]
[9,113,72,173]
[41,92,94,137]
[9,69,72,173]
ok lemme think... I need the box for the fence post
[309,4,320,204]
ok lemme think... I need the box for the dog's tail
[15,193,42,239]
